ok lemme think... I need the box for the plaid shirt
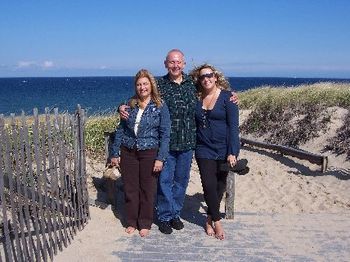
[157,73,197,151]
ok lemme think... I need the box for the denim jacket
[111,100,171,162]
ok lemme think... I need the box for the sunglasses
[199,72,214,81]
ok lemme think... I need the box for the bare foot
[139,229,150,237]
[214,221,225,240]
[205,216,215,236]
[125,226,136,234]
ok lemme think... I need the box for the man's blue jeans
[156,150,193,222]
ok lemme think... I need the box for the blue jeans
[156,150,193,222]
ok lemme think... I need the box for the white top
[134,108,144,135]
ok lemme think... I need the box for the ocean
[1,76,349,116]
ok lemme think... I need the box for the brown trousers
[120,146,158,229]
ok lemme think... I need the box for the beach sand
[55,108,350,261]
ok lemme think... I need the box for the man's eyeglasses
[199,72,214,81]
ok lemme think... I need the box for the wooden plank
[6,114,25,262]
[21,113,43,261]
[45,108,62,253]
[78,108,89,222]
[67,113,78,234]
[54,108,68,249]
[0,115,14,262]
[51,109,66,250]
[39,120,56,258]
[225,171,235,220]
[73,107,83,230]
[61,113,75,240]
[241,137,328,172]
[4,115,26,261]
[10,114,29,261]
[17,113,36,261]
[32,108,50,261]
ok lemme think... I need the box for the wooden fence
[0,106,89,261]
[241,137,328,172]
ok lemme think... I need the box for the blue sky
[1,0,350,78]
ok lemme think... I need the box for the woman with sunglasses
[190,64,240,240]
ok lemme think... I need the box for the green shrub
[85,113,119,154]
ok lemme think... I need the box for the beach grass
[85,113,119,155]
[238,82,350,110]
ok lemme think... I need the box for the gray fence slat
[39,120,56,258]
[33,109,49,262]
[62,113,74,243]
[50,109,66,250]
[7,114,25,262]
[4,115,25,261]
[21,112,43,261]
[45,108,62,254]
[10,114,28,261]
[5,114,28,261]
[78,108,89,222]
[61,113,75,241]
[11,117,30,261]
[70,113,79,232]
[21,112,40,261]
[53,109,69,249]
[0,115,14,262]
[73,113,82,230]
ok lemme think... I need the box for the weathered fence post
[225,170,236,219]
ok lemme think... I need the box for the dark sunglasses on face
[199,72,214,81]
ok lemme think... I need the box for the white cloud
[17,61,37,68]
[42,60,54,68]
[15,60,55,70]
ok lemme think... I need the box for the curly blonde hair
[129,69,162,108]
[189,63,231,97]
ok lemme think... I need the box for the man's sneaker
[170,217,184,230]
[159,221,173,234]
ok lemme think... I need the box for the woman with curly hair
[190,64,240,240]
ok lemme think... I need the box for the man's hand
[230,92,239,104]
[119,104,130,120]
[153,160,163,173]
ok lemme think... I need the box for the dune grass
[238,82,350,110]
[85,113,119,156]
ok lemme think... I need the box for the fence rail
[0,106,89,261]
[241,137,328,172]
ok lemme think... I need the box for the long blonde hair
[189,63,231,97]
[129,69,162,108]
